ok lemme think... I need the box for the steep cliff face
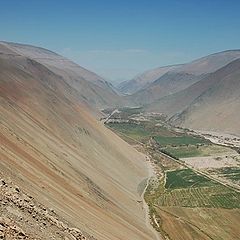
[0,43,156,239]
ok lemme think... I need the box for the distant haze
[1,1,240,82]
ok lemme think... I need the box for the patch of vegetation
[154,135,208,146]
[153,168,240,209]
[160,149,179,160]
[101,108,115,115]
[217,167,240,175]
[107,119,175,142]
[145,168,240,211]
[211,167,240,182]
[157,185,240,209]
[165,169,218,189]
[162,144,235,159]
[144,178,167,234]
[107,122,150,141]
[163,145,201,158]
[118,107,143,115]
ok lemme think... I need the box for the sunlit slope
[0,41,125,109]
[118,64,181,94]
[172,59,240,135]
[0,46,155,239]
[147,59,240,136]
[128,50,240,105]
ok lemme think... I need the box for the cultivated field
[105,107,240,239]
[161,169,240,208]
[164,144,235,159]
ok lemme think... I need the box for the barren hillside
[147,59,240,136]
[127,50,240,105]
[172,59,240,135]
[0,41,126,109]
[0,43,157,239]
[118,64,181,94]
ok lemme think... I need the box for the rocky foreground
[0,176,95,240]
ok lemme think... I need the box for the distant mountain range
[118,50,240,96]
[169,58,240,135]
[119,50,240,136]
[117,64,181,94]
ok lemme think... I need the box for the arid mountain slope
[128,72,204,105]
[0,44,157,239]
[117,64,181,94]
[172,59,240,135]
[177,50,240,75]
[127,50,240,105]
[0,41,125,109]
[147,59,240,136]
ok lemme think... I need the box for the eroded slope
[0,46,156,239]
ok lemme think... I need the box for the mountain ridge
[146,58,240,135]
[121,49,240,105]
[0,41,125,109]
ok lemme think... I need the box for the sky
[1,0,240,83]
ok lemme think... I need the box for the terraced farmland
[165,169,218,189]
[158,185,240,208]
[105,108,240,239]
[215,167,240,180]
[146,166,240,239]
[161,169,240,208]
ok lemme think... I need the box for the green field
[210,167,240,182]
[162,144,234,159]
[154,135,208,146]
[106,107,240,237]
[107,121,176,142]
[163,145,201,158]
[118,107,142,115]
[107,121,209,146]
[158,169,240,209]
[107,122,150,141]
[165,169,218,189]
[158,185,240,208]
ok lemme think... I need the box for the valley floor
[104,107,240,240]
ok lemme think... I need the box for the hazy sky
[1,0,240,83]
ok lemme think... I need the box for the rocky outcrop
[0,178,93,240]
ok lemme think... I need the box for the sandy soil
[194,130,240,148]
[0,48,157,240]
